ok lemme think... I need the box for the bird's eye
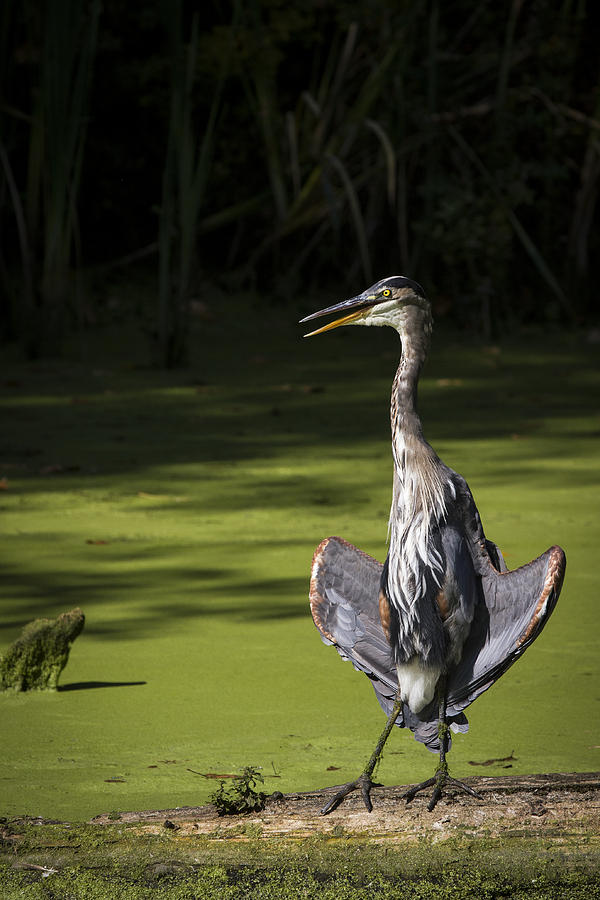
[382,289,391,297]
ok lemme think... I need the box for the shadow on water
[0,316,597,643]
[0,321,597,485]
[58,681,147,691]
[0,542,309,639]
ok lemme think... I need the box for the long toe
[402,771,482,811]
[401,776,436,805]
[446,776,483,800]
[320,773,379,815]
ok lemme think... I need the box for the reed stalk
[245,23,402,285]
[26,0,100,356]
[157,3,233,367]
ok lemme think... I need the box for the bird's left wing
[444,475,566,715]
[446,543,566,713]
[309,536,401,715]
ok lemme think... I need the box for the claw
[320,773,380,815]
[402,776,435,804]
[402,771,483,811]
[448,777,483,800]
[360,776,374,813]
[427,782,443,812]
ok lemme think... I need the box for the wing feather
[445,544,566,713]
[308,529,565,751]
[309,536,398,693]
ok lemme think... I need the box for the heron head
[300,276,429,337]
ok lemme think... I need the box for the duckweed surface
[0,303,598,822]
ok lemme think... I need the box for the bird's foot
[320,773,381,815]
[402,769,482,812]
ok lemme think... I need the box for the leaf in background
[187,768,238,779]
[468,752,516,767]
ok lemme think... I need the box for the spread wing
[445,476,566,714]
[309,536,399,709]
[445,545,566,714]
[309,528,565,751]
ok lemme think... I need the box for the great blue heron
[300,276,566,814]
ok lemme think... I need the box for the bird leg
[320,693,403,815]
[401,680,483,812]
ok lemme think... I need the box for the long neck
[387,305,446,544]
[390,306,431,467]
[385,305,447,636]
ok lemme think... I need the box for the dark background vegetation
[1,0,598,365]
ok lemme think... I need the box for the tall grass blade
[158,2,236,366]
[495,0,522,143]
[449,125,572,316]
[313,24,358,155]
[286,111,301,199]
[0,140,35,318]
[327,153,372,283]
[301,91,321,118]
[255,71,288,221]
[567,85,600,305]
[365,118,396,206]
[23,0,101,355]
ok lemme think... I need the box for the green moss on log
[0,608,84,691]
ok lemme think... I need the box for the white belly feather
[396,659,441,713]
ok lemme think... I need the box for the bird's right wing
[309,535,400,709]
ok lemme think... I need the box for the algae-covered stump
[0,607,84,691]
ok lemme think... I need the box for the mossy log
[1,774,599,897]
[0,608,84,691]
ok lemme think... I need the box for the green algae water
[0,307,598,821]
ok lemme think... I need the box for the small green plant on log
[210,766,267,815]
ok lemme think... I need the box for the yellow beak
[303,308,367,337]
